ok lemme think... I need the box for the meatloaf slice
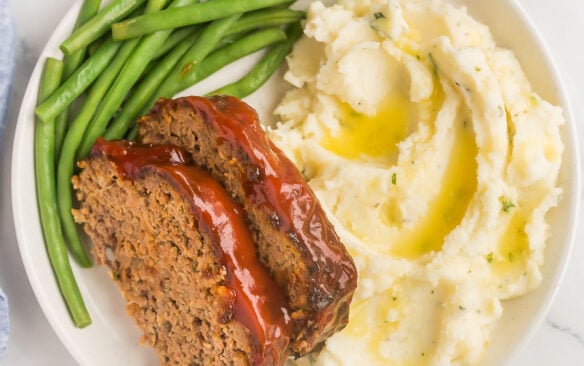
[138,95,358,356]
[73,138,291,366]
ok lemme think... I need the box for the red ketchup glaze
[91,138,292,365]
[177,96,358,340]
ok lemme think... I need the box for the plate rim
[492,0,581,364]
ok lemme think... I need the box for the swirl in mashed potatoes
[269,0,564,364]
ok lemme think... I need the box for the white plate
[11,1,580,365]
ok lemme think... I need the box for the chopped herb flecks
[500,198,516,213]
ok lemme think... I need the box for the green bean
[55,0,102,160]
[62,0,103,78]
[127,124,139,140]
[154,26,287,101]
[59,38,141,260]
[54,115,69,163]
[112,0,291,40]
[208,8,302,53]
[87,4,147,58]
[210,22,302,98]
[209,8,303,58]
[87,35,106,56]
[36,57,92,327]
[214,31,249,50]
[154,13,241,100]
[60,0,147,56]
[224,8,304,36]
[144,0,172,13]
[140,19,195,76]
[268,0,294,9]
[103,30,200,139]
[77,0,197,159]
[35,38,123,124]
[152,26,199,60]
[176,13,242,72]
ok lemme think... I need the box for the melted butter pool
[321,87,478,260]
[321,93,416,164]
[390,118,478,259]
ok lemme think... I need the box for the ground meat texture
[73,139,291,366]
[138,96,358,356]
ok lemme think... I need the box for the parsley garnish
[500,198,516,213]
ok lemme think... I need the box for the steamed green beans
[35,38,123,124]
[210,22,302,98]
[112,0,291,40]
[155,26,288,101]
[55,0,102,159]
[62,0,103,79]
[225,8,304,36]
[152,25,199,60]
[153,13,242,102]
[35,58,92,327]
[61,0,147,55]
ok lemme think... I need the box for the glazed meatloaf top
[73,138,292,365]
[138,95,358,356]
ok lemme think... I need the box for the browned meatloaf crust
[138,95,358,356]
[73,139,292,366]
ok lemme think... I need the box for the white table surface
[0,0,583,365]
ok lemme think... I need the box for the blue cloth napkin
[0,0,15,146]
[0,288,8,362]
[0,0,14,361]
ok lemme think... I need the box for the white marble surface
[0,0,582,365]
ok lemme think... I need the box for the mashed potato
[269,0,564,364]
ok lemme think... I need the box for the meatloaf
[137,95,358,356]
[73,138,291,365]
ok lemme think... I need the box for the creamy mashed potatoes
[269,0,564,364]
